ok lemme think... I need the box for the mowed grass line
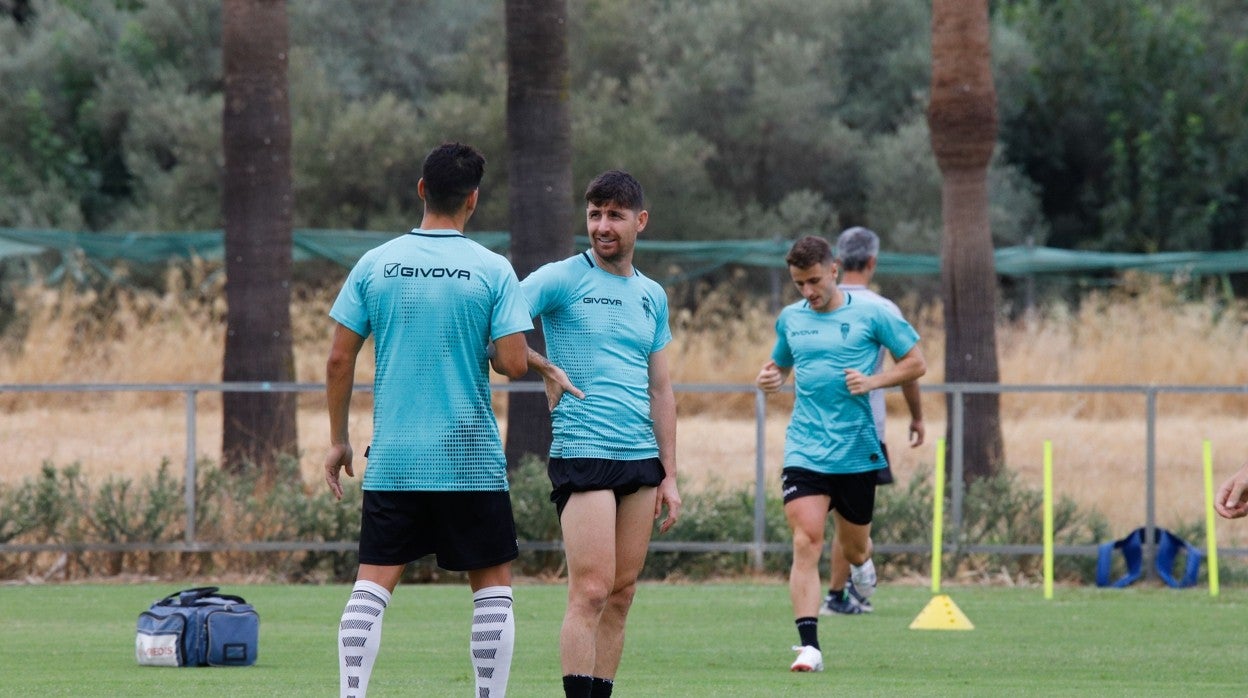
[1,582,1243,696]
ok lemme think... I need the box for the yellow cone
[909,594,974,630]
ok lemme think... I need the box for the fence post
[1144,389,1158,580]
[184,389,198,545]
[949,386,965,549]
[753,388,767,572]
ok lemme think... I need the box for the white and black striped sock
[470,586,515,698]
[339,580,390,698]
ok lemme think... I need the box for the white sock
[470,586,515,698]
[339,580,391,698]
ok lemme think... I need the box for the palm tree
[220,0,297,473]
[927,0,1004,480]
[503,0,574,469]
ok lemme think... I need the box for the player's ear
[636,209,648,232]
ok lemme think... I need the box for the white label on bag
[136,632,181,667]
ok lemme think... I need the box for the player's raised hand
[843,368,872,395]
[756,360,785,393]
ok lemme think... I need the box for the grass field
[1,581,1243,696]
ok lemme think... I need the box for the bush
[0,458,1200,586]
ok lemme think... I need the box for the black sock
[795,616,819,650]
[829,588,844,601]
[590,676,614,697]
[563,674,594,698]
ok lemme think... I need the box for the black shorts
[876,441,895,485]
[548,457,665,518]
[780,467,877,526]
[358,490,518,571]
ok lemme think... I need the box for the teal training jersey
[329,229,533,491]
[521,252,672,460]
[771,293,919,475]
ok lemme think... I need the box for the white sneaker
[850,559,877,599]
[790,645,824,672]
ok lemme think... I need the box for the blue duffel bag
[135,586,259,667]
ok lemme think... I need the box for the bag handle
[155,586,247,607]
[154,586,220,606]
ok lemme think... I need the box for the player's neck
[839,271,870,287]
[591,250,634,277]
[417,213,466,233]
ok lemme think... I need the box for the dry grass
[3,270,1248,545]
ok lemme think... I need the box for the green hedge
[1,456,1143,585]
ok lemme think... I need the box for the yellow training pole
[932,438,945,594]
[1203,440,1220,597]
[1043,440,1054,600]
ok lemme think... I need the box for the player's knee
[607,579,638,611]
[569,576,613,613]
[791,528,824,554]
[842,540,872,565]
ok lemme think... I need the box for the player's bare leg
[558,489,619,675]
[592,486,658,679]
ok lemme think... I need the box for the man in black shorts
[520,171,681,698]
[323,143,536,697]
[757,235,926,672]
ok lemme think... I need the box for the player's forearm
[325,362,355,444]
[526,347,557,377]
[651,388,678,478]
[902,381,923,421]
[876,350,926,390]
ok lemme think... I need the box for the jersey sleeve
[650,285,673,354]
[490,261,535,341]
[875,306,920,359]
[770,309,794,368]
[520,259,573,319]
[328,252,374,338]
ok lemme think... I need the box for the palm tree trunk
[503,0,574,469]
[220,0,297,473]
[928,0,1004,480]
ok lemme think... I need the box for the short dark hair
[835,227,880,272]
[585,170,645,211]
[785,235,834,269]
[421,142,485,215]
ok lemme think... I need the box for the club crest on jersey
[642,295,653,319]
[840,323,850,340]
[383,263,471,280]
[582,296,623,306]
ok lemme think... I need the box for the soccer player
[323,142,535,698]
[521,170,682,698]
[756,235,926,672]
[822,227,925,616]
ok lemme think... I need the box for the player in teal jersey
[756,235,926,673]
[323,143,533,698]
[521,170,681,698]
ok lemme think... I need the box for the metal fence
[3,381,1248,578]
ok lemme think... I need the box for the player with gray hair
[819,226,926,617]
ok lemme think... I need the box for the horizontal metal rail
[3,381,1248,575]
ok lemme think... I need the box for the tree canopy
[3,0,1247,269]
